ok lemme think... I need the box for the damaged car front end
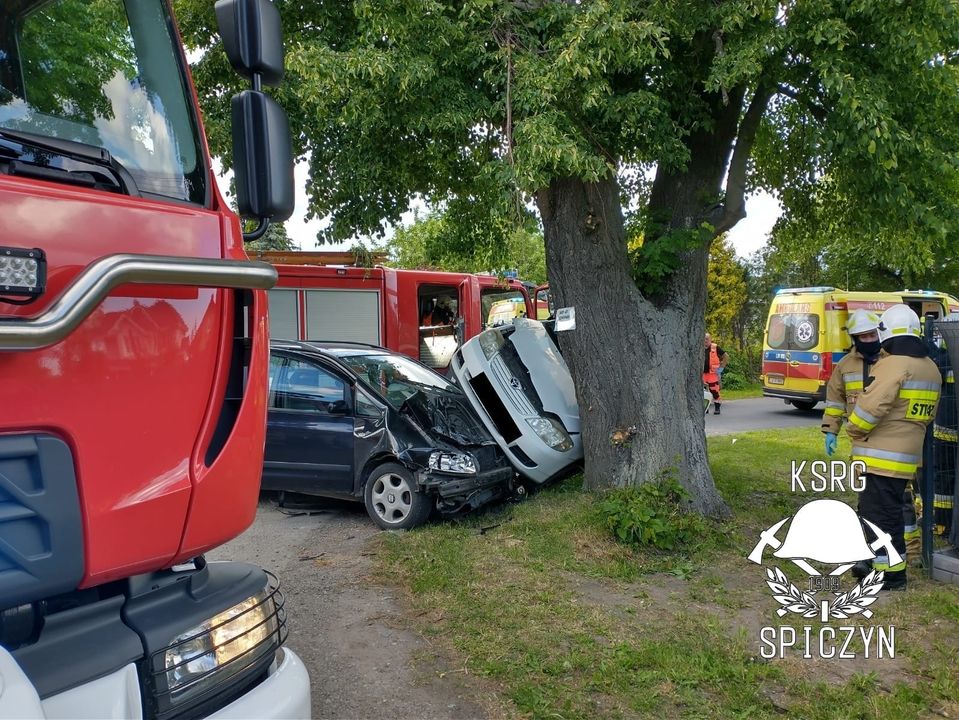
[264,341,515,529]
[384,380,515,512]
[450,318,583,484]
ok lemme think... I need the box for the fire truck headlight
[163,587,280,704]
[0,247,45,298]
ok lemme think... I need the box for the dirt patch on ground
[210,498,501,720]
[563,555,912,690]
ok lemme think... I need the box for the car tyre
[364,463,432,530]
[790,400,818,411]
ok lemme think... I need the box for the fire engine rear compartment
[263,258,536,373]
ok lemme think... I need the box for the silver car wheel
[370,472,413,524]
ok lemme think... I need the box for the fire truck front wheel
[364,463,433,530]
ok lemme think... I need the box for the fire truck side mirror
[215,0,284,86]
[231,90,295,226]
[216,0,295,239]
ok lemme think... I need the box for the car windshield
[0,0,205,203]
[337,352,457,405]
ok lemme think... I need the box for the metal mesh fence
[929,320,959,554]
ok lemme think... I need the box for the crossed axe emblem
[748,516,903,586]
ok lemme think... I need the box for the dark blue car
[263,340,516,529]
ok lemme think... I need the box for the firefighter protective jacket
[845,353,941,479]
[821,349,872,435]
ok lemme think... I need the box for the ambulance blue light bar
[775,286,836,295]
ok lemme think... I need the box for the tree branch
[715,79,775,235]
[777,83,827,123]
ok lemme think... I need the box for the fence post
[923,315,936,576]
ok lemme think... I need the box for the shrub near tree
[177,1,959,516]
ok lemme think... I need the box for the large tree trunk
[536,175,729,518]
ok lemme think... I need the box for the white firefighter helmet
[878,304,922,343]
[773,499,874,564]
[845,309,881,337]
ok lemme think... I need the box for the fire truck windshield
[0,0,206,205]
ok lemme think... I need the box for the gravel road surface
[209,497,496,720]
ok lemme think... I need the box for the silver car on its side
[450,318,583,483]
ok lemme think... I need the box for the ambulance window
[767,315,787,349]
[767,313,819,350]
[482,289,525,328]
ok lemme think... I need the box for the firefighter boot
[881,569,907,592]
[714,403,721,415]
[851,560,872,579]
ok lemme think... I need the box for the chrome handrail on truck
[0,254,278,351]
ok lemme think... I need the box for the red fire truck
[258,251,538,371]
[0,0,309,717]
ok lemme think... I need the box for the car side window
[271,358,347,414]
[268,353,285,392]
[354,388,381,419]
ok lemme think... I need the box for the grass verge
[721,383,764,400]
[374,426,959,719]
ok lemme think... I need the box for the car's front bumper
[416,465,514,498]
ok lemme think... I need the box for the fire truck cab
[0,0,309,717]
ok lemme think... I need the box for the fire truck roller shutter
[304,289,381,344]
[267,289,299,340]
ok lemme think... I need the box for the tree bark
[535,175,729,518]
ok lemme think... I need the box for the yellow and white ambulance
[762,287,959,409]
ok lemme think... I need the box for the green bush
[717,344,761,390]
[598,478,705,550]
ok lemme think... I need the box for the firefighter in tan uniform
[845,305,941,590]
[821,309,922,558]
[822,309,883,456]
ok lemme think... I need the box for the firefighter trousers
[859,473,908,572]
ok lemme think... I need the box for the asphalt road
[705,396,823,436]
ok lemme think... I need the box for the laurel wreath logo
[765,566,884,620]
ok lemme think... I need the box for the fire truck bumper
[210,648,311,719]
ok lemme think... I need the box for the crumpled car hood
[504,319,580,433]
[400,389,497,448]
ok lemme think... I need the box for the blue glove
[825,433,837,457]
[716,367,724,377]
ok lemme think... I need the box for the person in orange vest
[703,333,729,415]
